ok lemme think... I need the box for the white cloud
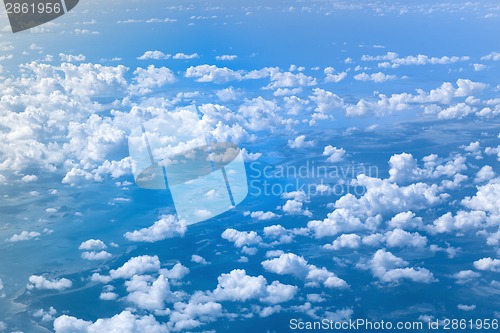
[324,67,347,83]
[216,55,238,61]
[324,234,361,250]
[281,199,312,217]
[244,210,280,220]
[173,53,200,60]
[8,230,41,242]
[473,257,500,272]
[480,51,500,61]
[130,65,176,94]
[261,253,348,289]
[452,270,481,284]
[160,263,190,280]
[125,275,174,311]
[109,255,161,280]
[21,174,38,182]
[99,292,118,301]
[462,178,500,216]
[81,251,112,261]
[54,311,168,333]
[27,275,72,291]
[59,53,86,62]
[211,269,297,304]
[363,52,469,68]
[137,50,170,60]
[475,166,495,183]
[354,72,397,82]
[323,145,346,162]
[124,215,186,243]
[457,304,476,311]
[384,229,427,248]
[367,249,435,284]
[221,228,262,248]
[288,135,315,148]
[191,255,210,265]
[388,211,424,230]
[79,239,107,250]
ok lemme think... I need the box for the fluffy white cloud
[475,166,495,183]
[81,251,112,261]
[27,275,72,291]
[160,263,190,280]
[221,228,262,248]
[125,275,174,310]
[79,239,107,250]
[109,255,161,280]
[211,269,297,304]
[323,145,346,162]
[137,50,170,60]
[462,178,500,216]
[173,53,200,60]
[288,135,315,148]
[124,215,186,243]
[8,230,41,242]
[324,234,361,250]
[480,51,500,61]
[130,65,176,94]
[384,229,427,248]
[191,255,210,265]
[367,249,435,284]
[54,311,168,333]
[244,210,280,220]
[262,253,348,289]
[354,72,397,82]
[473,257,500,272]
[388,211,424,230]
[59,53,86,62]
[452,270,481,284]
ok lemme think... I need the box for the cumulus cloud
[124,215,186,243]
[324,234,361,250]
[211,269,298,304]
[79,239,107,250]
[473,257,500,272]
[8,230,41,242]
[288,135,315,148]
[354,72,397,82]
[109,255,161,280]
[262,253,348,289]
[81,251,112,261]
[221,228,262,248]
[452,270,481,284]
[173,53,200,60]
[27,275,72,291]
[366,249,435,284]
[244,210,280,220]
[54,311,168,333]
[461,178,500,216]
[130,65,177,94]
[137,50,170,60]
[323,145,346,162]
[191,255,210,265]
[125,274,175,311]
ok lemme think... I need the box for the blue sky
[0,1,499,332]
